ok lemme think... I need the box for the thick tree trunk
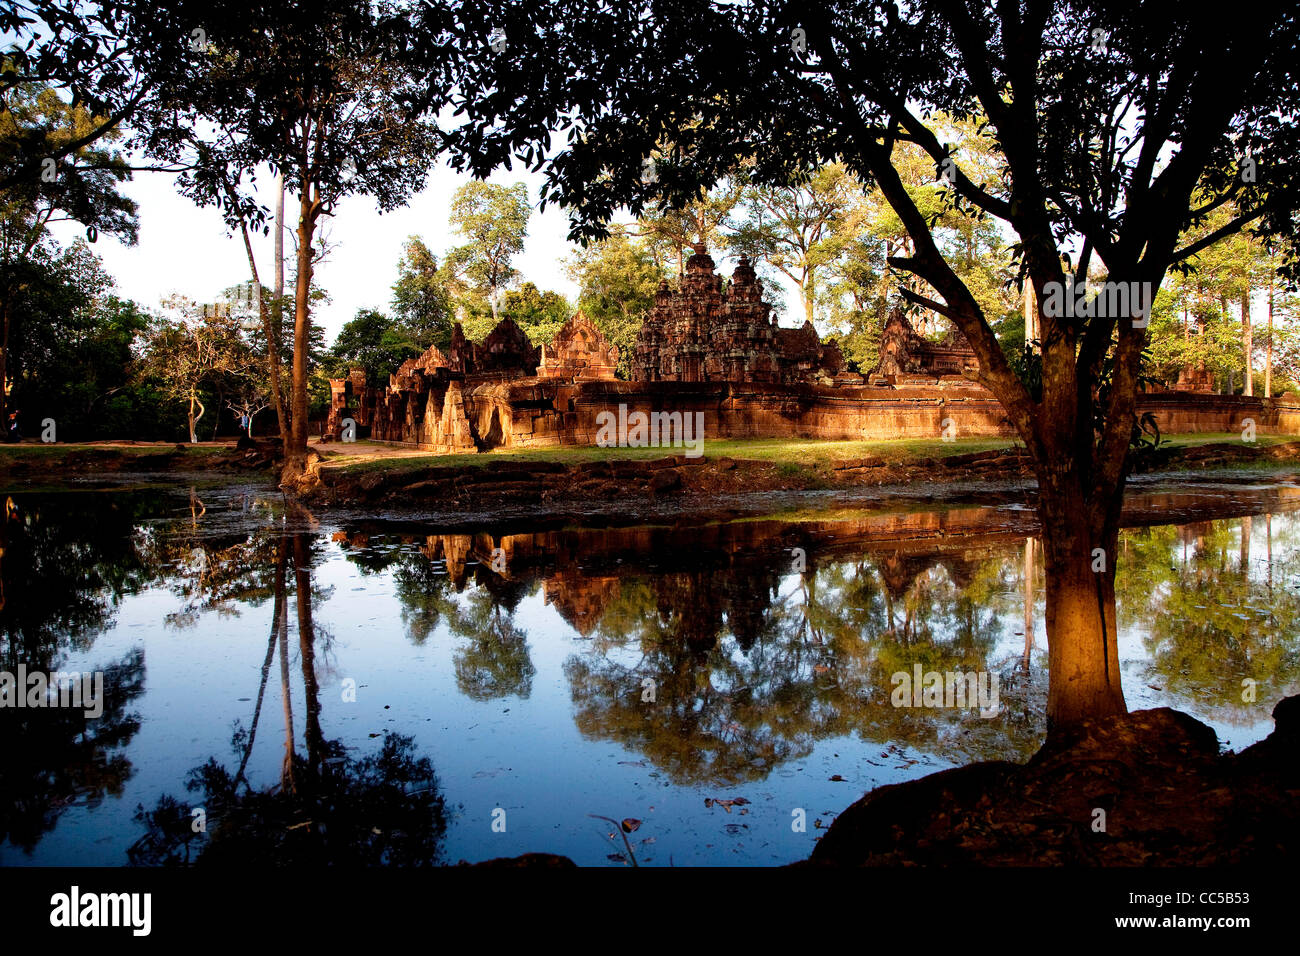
[1038,491,1127,728]
[279,590,295,794]
[235,535,287,788]
[1023,536,1035,665]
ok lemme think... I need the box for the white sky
[46,158,803,345]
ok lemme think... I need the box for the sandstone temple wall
[1136,391,1300,435]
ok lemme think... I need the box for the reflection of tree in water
[1116,513,1300,724]
[0,493,155,660]
[451,565,535,700]
[565,544,1042,786]
[392,552,451,645]
[0,648,146,855]
[344,534,538,700]
[133,490,314,630]
[131,529,449,866]
[0,494,153,856]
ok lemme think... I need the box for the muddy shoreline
[306,440,1300,512]
[2,439,1299,529]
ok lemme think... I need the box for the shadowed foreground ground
[801,695,1300,866]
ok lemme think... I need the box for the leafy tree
[633,177,746,279]
[441,0,1300,728]
[139,300,255,443]
[730,163,867,324]
[566,230,665,377]
[498,281,571,348]
[329,307,421,387]
[141,0,452,482]
[0,78,138,424]
[445,180,531,321]
[390,235,453,350]
[0,1,202,192]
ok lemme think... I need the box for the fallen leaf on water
[621,818,641,833]
[829,774,846,782]
[706,796,751,813]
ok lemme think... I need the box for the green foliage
[328,308,421,388]
[566,231,665,377]
[137,299,258,442]
[633,177,745,279]
[390,236,453,350]
[498,281,571,347]
[0,79,139,245]
[444,181,530,317]
[6,243,179,440]
[0,2,199,192]
[730,163,869,323]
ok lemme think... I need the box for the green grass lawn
[321,430,1300,478]
[3,432,1292,480]
[1154,431,1296,448]
[321,435,1029,475]
[0,442,232,460]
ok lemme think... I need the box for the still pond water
[2,478,1299,866]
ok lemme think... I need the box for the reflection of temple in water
[543,572,621,638]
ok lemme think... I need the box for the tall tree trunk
[0,290,12,436]
[279,588,295,794]
[284,189,319,481]
[231,176,289,448]
[236,535,287,788]
[273,171,288,442]
[1242,287,1253,396]
[1266,278,1274,399]
[1029,278,1129,728]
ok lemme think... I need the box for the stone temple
[327,244,1267,451]
[632,244,857,386]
